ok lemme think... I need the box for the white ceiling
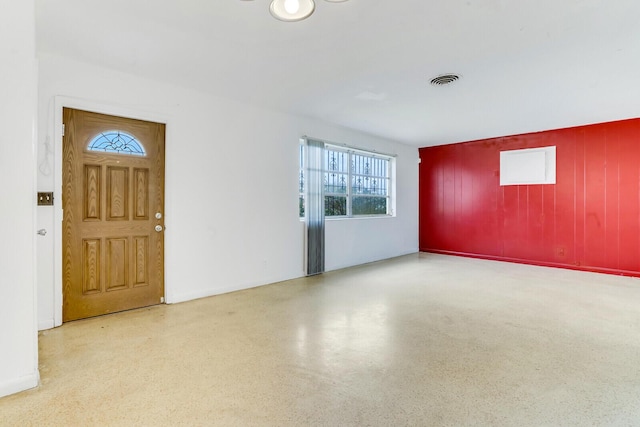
[35,0,640,147]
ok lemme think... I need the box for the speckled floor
[2,253,640,426]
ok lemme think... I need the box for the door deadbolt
[155,212,162,219]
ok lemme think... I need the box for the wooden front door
[62,108,165,322]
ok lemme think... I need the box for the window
[300,143,393,218]
[299,143,305,217]
[88,131,145,156]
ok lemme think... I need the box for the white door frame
[52,96,170,327]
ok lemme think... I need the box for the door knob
[155,225,163,232]
[37,229,47,236]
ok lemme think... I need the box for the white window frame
[299,142,394,219]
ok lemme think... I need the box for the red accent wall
[419,118,640,277]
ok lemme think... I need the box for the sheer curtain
[304,138,325,275]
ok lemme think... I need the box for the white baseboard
[168,282,266,305]
[167,273,297,305]
[0,371,39,398]
[38,319,55,331]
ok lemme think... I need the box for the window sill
[299,214,395,222]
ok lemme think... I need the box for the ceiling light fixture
[242,0,349,22]
[270,0,315,21]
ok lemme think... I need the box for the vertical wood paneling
[83,165,101,221]
[442,149,456,250]
[502,185,519,257]
[107,167,129,220]
[573,130,586,266]
[604,128,621,269]
[435,150,446,248]
[527,185,544,261]
[106,238,128,290]
[454,144,464,244]
[419,118,640,277]
[540,161,556,262]
[133,236,148,287]
[82,239,101,294]
[583,127,607,268]
[617,121,640,271]
[134,168,149,220]
[553,129,575,263]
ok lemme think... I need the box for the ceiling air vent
[430,74,460,86]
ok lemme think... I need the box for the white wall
[0,0,39,397]
[36,55,419,327]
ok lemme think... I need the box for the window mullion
[347,152,353,217]
[386,161,391,215]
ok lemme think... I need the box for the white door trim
[52,96,169,327]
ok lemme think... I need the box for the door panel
[63,108,165,322]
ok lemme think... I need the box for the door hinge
[62,123,65,137]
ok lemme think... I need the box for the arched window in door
[87,131,145,156]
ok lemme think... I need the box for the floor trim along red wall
[423,249,640,278]
[419,118,640,278]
